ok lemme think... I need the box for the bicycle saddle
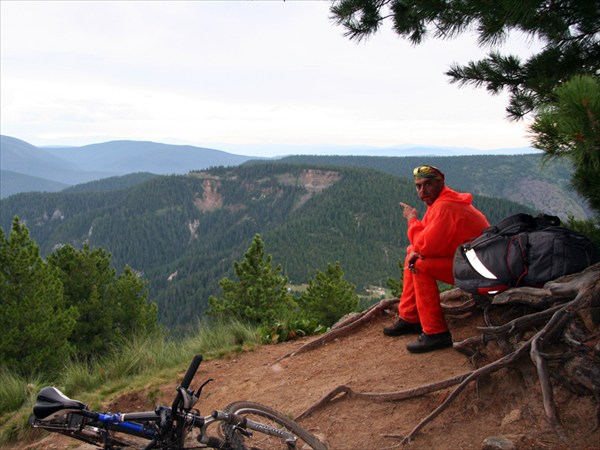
[33,386,87,421]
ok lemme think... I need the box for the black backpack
[453,213,597,295]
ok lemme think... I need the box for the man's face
[415,178,444,206]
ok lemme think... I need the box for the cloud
[0,1,541,155]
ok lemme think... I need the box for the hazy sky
[1,1,543,156]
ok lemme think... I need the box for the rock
[501,408,522,427]
[482,435,517,450]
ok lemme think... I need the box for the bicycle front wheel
[222,401,326,450]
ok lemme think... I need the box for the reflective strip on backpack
[465,249,498,280]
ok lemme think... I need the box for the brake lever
[177,378,213,411]
[177,386,198,411]
[196,378,213,397]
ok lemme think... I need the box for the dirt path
[20,308,600,449]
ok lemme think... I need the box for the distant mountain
[0,170,69,197]
[0,135,255,198]
[41,140,255,173]
[3,134,592,332]
[1,136,74,173]
[0,136,116,191]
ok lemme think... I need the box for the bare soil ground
[18,307,600,450]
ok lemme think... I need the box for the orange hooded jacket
[407,186,490,257]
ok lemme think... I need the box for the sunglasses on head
[413,166,443,178]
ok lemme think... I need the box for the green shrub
[258,319,324,344]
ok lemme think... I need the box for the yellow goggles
[413,165,444,179]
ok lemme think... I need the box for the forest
[0,157,551,330]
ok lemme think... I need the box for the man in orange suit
[384,165,490,353]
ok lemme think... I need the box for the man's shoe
[383,318,422,337]
[406,331,453,353]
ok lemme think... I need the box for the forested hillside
[0,163,533,330]
[276,154,590,219]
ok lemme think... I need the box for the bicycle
[30,354,327,449]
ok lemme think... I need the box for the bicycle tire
[221,401,326,450]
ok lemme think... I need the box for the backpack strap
[483,213,536,236]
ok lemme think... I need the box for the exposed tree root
[289,263,600,446]
[402,335,532,444]
[294,372,472,422]
[273,298,398,363]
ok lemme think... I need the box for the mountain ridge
[1,135,542,198]
[0,135,254,197]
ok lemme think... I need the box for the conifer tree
[530,75,600,215]
[208,234,293,324]
[300,261,359,327]
[48,244,115,357]
[109,266,159,335]
[47,243,158,358]
[0,218,77,376]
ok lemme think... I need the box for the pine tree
[47,244,115,357]
[530,75,600,215]
[47,243,159,358]
[109,266,159,335]
[299,261,359,327]
[0,217,77,376]
[330,0,600,218]
[207,234,293,324]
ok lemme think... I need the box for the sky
[0,1,544,157]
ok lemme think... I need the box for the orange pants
[398,252,455,335]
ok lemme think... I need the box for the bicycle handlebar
[180,355,203,389]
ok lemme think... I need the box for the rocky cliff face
[505,178,590,219]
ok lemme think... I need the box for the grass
[0,370,34,414]
[0,319,261,447]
